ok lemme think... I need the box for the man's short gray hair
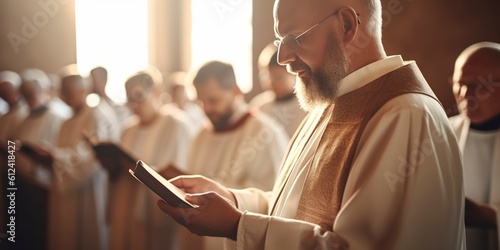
[362,0,382,40]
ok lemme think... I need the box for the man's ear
[338,6,359,45]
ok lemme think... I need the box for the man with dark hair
[109,68,194,250]
[179,60,289,250]
[158,0,465,249]
[90,66,131,124]
[90,67,108,94]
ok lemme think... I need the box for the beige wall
[250,0,276,98]
[0,0,76,74]
[149,0,191,76]
[381,0,500,116]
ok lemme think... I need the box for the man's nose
[277,44,297,66]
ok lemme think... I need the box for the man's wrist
[229,210,242,241]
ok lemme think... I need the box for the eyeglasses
[273,9,360,51]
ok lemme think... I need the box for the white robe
[13,106,65,249]
[100,97,131,127]
[450,114,500,250]
[0,103,28,232]
[109,109,194,250]
[181,102,206,134]
[0,103,29,139]
[224,56,466,250]
[15,106,65,187]
[250,91,307,138]
[48,97,72,120]
[48,103,120,250]
[187,106,290,190]
[181,106,290,250]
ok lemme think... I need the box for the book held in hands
[130,160,196,208]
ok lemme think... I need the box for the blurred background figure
[28,65,120,250]
[109,68,194,250]
[47,74,72,119]
[450,41,500,250]
[180,61,289,250]
[0,70,27,244]
[14,68,66,250]
[250,43,307,138]
[164,71,206,134]
[90,66,131,124]
[0,70,28,139]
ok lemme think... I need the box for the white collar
[336,55,405,98]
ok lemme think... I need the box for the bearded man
[157,0,466,249]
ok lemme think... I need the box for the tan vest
[289,63,440,230]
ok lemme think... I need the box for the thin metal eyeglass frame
[273,9,340,50]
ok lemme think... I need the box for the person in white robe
[164,71,206,134]
[14,68,66,249]
[250,43,307,138]
[108,69,194,250]
[179,61,289,250]
[450,42,500,250]
[0,70,29,139]
[0,70,28,234]
[156,0,466,249]
[90,66,131,124]
[47,73,73,119]
[29,71,121,250]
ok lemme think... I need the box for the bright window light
[191,0,253,93]
[75,0,149,103]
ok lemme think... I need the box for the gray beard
[294,36,350,112]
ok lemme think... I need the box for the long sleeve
[230,94,465,250]
[231,188,272,214]
[15,110,64,188]
[52,106,120,192]
[451,114,500,248]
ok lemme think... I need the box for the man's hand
[465,197,498,230]
[157,191,242,240]
[169,175,237,206]
[159,164,188,180]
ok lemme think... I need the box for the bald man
[450,42,500,250]
[0,71,29,236]
[158,0,465,249]
[14,68,66,250]
[0,71,29,139]
[36,73,120,250]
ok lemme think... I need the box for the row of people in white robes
[1,62,294,250]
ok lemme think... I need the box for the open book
[82,131,138,179]
[91,142,138,164]
[130,160,197,208]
